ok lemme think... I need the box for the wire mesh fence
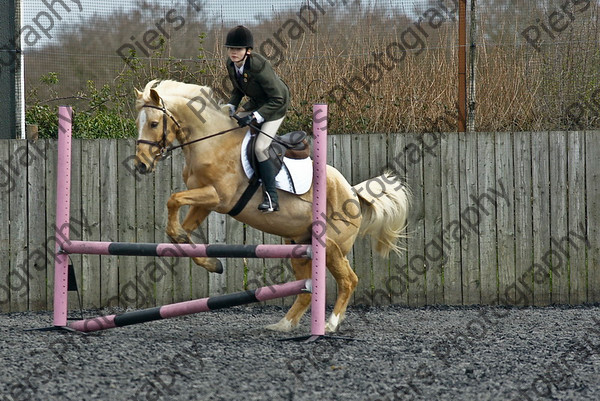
[13,0,600,136]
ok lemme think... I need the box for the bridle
[136,101,182,158]
[135,101,242,159]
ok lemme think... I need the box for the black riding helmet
[225,25,254,49]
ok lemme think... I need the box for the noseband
[136,101,182,158]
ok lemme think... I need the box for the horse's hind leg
[265,257,311,332]
[325,239,358,333]
[265,239,358,333]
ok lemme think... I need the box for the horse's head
[134,85,180,174]
[134,80,241,174]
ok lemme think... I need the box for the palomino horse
[134,80,410,333]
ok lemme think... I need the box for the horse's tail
[352,171,411,258]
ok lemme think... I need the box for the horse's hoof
[213,259,224,274]
[265,318,293,332]
[325,313,342,333]
[167,233,190,244]
[192,257,224,274]
[325,323,338,333]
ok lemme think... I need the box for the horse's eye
[150,121,159,129]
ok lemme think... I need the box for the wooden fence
[0,131,599,313]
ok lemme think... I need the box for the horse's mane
[137,79,219,109]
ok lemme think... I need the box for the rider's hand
[236,114,256,128]
[226,104,236,117]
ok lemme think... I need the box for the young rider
[224,25,290,213]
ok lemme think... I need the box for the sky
[20,1,303,48]
[21,0,417,48]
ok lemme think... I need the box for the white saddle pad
[240,131,313,195]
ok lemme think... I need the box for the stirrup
[258,192,279,212]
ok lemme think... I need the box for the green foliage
[26,76,137,139]
[26,34,208,139]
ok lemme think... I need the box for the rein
[136,103,239,158]
[168,126,240,152]
[136,102,290,160]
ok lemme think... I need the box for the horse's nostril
[136,163,148,174]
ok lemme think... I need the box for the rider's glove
[226,104,236,117]
[236,114,256,128]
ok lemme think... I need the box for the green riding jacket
[227,53,290,121]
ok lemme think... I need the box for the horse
[134,79,410,333]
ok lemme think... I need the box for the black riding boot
[257,160,279,212]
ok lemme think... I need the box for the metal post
[458,0,467,132]
[0,0,18,139]
[468,0,477,132]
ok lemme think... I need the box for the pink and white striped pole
[310,104,327,338]
[53,106,73,327]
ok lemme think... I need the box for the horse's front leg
[180,206,224,273]
[166,187,223,274]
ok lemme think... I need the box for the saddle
[228,128,311,216]
[245,127,310,175]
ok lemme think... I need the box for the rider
[224,25,290,213]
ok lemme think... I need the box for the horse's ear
[149,89,161,105]
[134,88,143,99]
